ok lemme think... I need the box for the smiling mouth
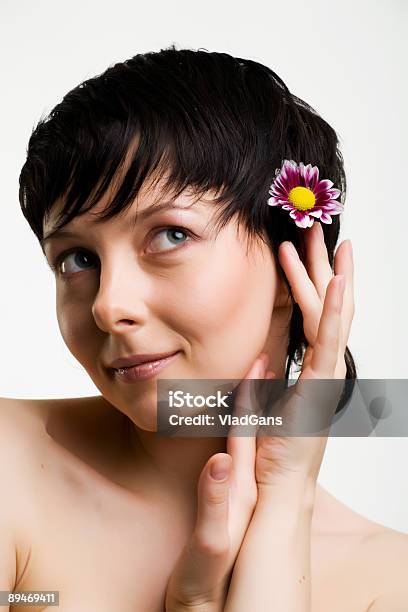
[112,351,180,382]
[113,351,179,371]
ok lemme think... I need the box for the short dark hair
[18,45,357,405]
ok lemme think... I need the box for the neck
[125,424,329,510]
[127,426,228,497]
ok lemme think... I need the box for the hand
[222,223,355,611]
[254,222,354,491]
[164,357,267,611]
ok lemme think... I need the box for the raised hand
[223,222,354,611]
[255,221,354,489]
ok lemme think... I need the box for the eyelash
[49,225,197,277]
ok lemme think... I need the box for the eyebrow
[40,200,201,252]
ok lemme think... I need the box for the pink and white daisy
[267,159,344,228]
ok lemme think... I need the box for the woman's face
[42,177,290,431]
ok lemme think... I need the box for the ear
[273,275,292,310]
[261,279,293,378]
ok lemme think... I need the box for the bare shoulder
[0,394,128,484]
[314,486,408,610]
[0,394,110,501]
[0,396,66,512]
[0,397,50,592]
[362,525,408,608]
[0,394,117,592]
[0,394,107,425]
[0,394,115,442]
[0,396,47,468]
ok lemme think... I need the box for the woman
[1,46,407,611]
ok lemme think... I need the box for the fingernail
[210,456,231,481]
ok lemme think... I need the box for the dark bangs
[19,45,345,257]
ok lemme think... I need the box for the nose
[91,254,150,334]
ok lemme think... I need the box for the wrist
[257,475,317,513]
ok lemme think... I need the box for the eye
[50,226,195,278]
[147,227,191,253]
[51,249,97,276]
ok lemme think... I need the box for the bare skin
[0,394,407,612]
[1,176,407,610]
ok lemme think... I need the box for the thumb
[165,453,232,611]
[195,453,232,554]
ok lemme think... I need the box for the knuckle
[166,591,214,611]
[193,530,230,557]
[206,488,228,506]
[255,448,276,476]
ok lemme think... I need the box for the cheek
[56,290,96,363]
[160,236,276,376]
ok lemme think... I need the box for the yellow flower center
[288,186,316,211]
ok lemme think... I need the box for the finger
[334,240,354,292]
[303,222,333,301]
[333,239,355,344]
[278,241,322,329]
[227,355,267,488]
[165,454,232,611]
[311,275,345,377]
[195,453,232,547]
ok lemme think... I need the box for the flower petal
[295,214,312,228]
[274,175,289,192]
[315,179,334,194]
[307,165,319,189]
[284,161,300,189]
[327,188,341,199]
[299,162,309,187]
[324,202,344,213]
[320,212,333,224]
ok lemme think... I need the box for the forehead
[43,170,215,236]
[41,177,226,254]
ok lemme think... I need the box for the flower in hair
[267,159,344,228]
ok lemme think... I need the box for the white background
[0,0,407,531]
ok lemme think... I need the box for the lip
[108,351,180,370]
[112,351,180,383]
